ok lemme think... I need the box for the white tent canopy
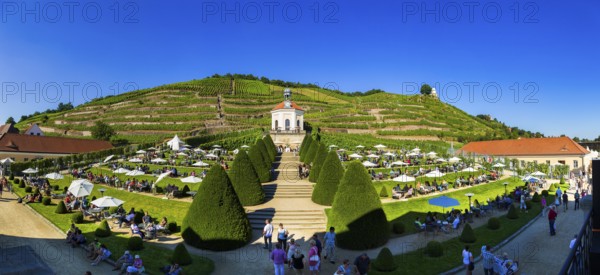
[68,179,94,197]
[531,171,546,177]
[128,158,143,163]
[435,158,447,163]
[349,153,363,159]
[391,161,408,166]
[461,167,478,172]
[425,171,446,178]
[426,151,437,156]
[45,172,64,180]
[492,163,506,168]
[22,168,38,174]
[367,154,380,158]
[393,174,416,182]
[136,150,146,154]
[0,158,14,164]
[374,144,386,149]
[411,147,421,152]
[151,158,167,163]
[113,168,131,174]
[156,171,172,184]
[448,157,461,163]
[192,161,210,167]
[126,170,145,176]
[181,176,202,183]
[362,161,378,167]
[355,145,365,148]
[167,135,184,151]
[91,196,125,208]
[204,153,219,159]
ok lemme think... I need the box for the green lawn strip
[10,181,214,275]
[369,198,546,275]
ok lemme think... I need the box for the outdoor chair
[413,223,425,234]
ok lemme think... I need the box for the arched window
[285,119,290,130]
[275,120,279,130]
[297,120,300,127]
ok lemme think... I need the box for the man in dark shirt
[354,253,370,275]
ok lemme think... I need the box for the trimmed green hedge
[128,236,144,251]
[379,186,389,198]
[312,151,344,206]
[487,217,500,230]
[55,201,68,214]
[308,143,327,183]
[329,161,389,250]
[168,222,179,233]
[373,247,398,272]
[229,150,265,206]
[507,204,519,219]
[95,220,112,237]
[248,143,270,183]
[173,243,193,266]
[300,136,313,162]
[460,223,476,243]
[304,139,319,165]
[42,197,52,205]
[182,165,251,251]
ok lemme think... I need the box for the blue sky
[1,0,598,139]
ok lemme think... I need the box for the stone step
[248,213,325,220]
[250,223,326,230]
[262,185,313,189]
[265,194,312,199]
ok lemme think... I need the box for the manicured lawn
[11,181,213,275]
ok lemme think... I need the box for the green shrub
[312,151,344,206]
[256,139,272,173]
[487,217,500,230]
[181,185,191,196]
[308,143,328,183]
[33,187,40,195]
[547,185,556,193]
[379,186,389,198]
[55,201,68,214]
[71,212,84,224]
[330,161,389,250]
[425,241,444,257]
[13,178,20,184]
[459,223,476,243]
[263,135,277,162]
[168,221,179,233]
[541,190,549,197]
[392,222,405,234]
[304,140,319,165]
[53,185,60,191]
[42,197,52,205]
[229,150,265,206]
[172,243,192,265]
[531,192,540,202]
[128,236,144,251]
[559,177,565,185]
[525,201,532,210]
[372,247,398,272]
[91,196,97,201]
[507,204,519,219]
[182,165,251,251]
[299,135,312,162]
[156,186,164,194]
[299,134,310,160]
[9,174,14,180]
[248,143,270,183]
[25,186,32,193]
[18,181,25,188]
[94,220,112,237]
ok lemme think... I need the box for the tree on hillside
[308,143,328,183]
[300,136,313,162]
[330,161,390,250]
[420,84,433,95]
[5,117,15,124]
[229,150,265,206]
[182,164,251,251]
[304,140,320,165]
[248,144,271,183]
[312,151,344,205]
[91,121,115,141]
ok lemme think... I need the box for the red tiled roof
[0,124,19,135]
[271,101,304,111]
[0,133,113,154]
[458,137,589,156]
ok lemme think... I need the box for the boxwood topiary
[18,181,25,188]
[507,204,519,219]
[426,241,443,257]
[25,186,33,193]
[229,150,265,206]
[392,222,405,234]
[547,185,556,193]
[128,236,144,251]
[42,197,52,206]
[156,186,164,194]
[71,212,84,224]
[13,178,20,184]
[531,192,540,202]
[172,243,192,265]
[94,220,112,237]
[541,190,549,197]
[55,201,68,214]
[168,221,179,233]
[53,185,60,191]
[487,217,501,230]
[372,247,398,272]
[379,186,389,198]
[312,151,344,206]
[9,174,14,180]
[459,223,476,243]
[308,143,328,183]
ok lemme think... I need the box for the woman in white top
[462,245,474,275]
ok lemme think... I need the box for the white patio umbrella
[425,171,446,178]
[411,147,421,152]
[461,167,478,172]
[212,145,222,148]
[181,176,202,183]
[204,153,219,159]
[91,196,125,208]
[194,148,205,153]
[367,154,380,158]
[68,179,94,197]
[103,155,115,163]
[448,157,461,163]
[355,145,365,148]
[435,158,447,163]
[0,158,14,164]
[45,172,64,180]
[362,161,378,167]
[176,152,188,156]
[192,161,210,167]
[393,174,416,182]
[383,152,396,157]
[426,151,437,157]
[22,168,39,174]
[407,152,419,157]
[492,163,506,168]
[136,150,146,154]
[241,145,250,149]
[473,164,483,169]
[531,171,546,177]
[113,168,131,174]
[391,161,408,166]
[329,145,338,148]
[156,171,172,184]
[146,147,157,151]
[349,153,363,159]
[151,158,167,163]
[233,149,239,155]
[180,147,190,151]
[126,170,145,176]
[336,149,346,152]
[128,158,143,163]
[374,144,387,149]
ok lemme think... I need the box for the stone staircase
[262,184,312,199]
[247,209,327,231]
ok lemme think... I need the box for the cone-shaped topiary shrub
[507,204,519,219]
[95,220,112,237]
[53,185,60,191]
[14,178,20,184]
[229,150,264,206]
[426,241,444,257]
[263,135,277,162]
[248,144,270,183]
[531,192,540,202]
[541,190,549,197]
[25,186,32,193]
[308,143,327,183]
[460,223,476,243]
[55,201,68,214]
[182,165,251,251]
[392,222,405,234]
[304,140,319,165]
[487,217,501,230]
[312,151,344,206]
[372,247,398,272]
[300,135,313,162]
[330,161,389,250]
[18,181,25,188]
[9,174,14,180]
[42,197,52,205]
[547,185,556,193]
[128,236,144,251]
[379,186,389,198]
[255,139,272,171]
[172,243,192,265]
[299,134,310,160]
[72,212,84,224]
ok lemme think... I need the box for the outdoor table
[90,208,103,221]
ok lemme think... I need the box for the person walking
[556,187,563,205]
[287,238,298,269]
[462,245,474,275]
[562,192,569,211]
[541,195,548,217]
[353,253,371,275]
[263,219,273,251]
[519,193,527,212]
[291,248,305,275]
[308,240,320,275]
[482,245,494,275]
[277,223,289,251]
[324,227,336,264]
[548,205,558,236]
[574,190,580,210]
[271,243,287,275]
